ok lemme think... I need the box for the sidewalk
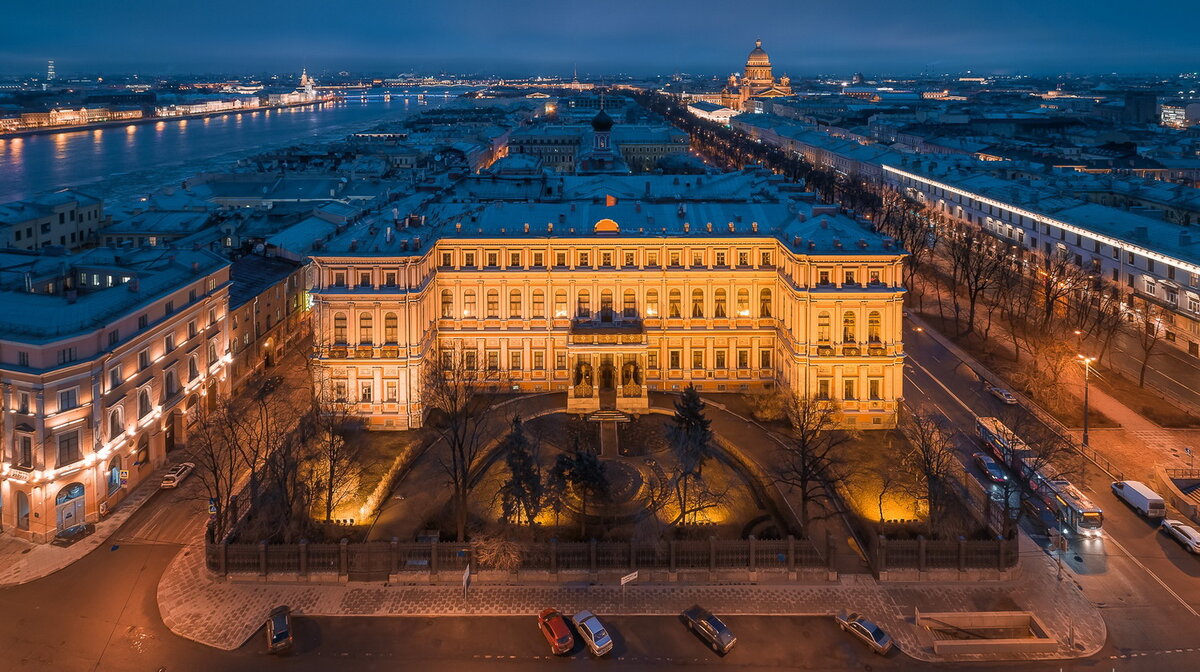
[156,532,1103,661]
[0,465,168,587]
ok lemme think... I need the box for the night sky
[2,0,1196,76]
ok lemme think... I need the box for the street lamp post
[1077,354,1095,447]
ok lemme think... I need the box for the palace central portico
[306,168,907,429]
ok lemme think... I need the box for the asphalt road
[902,319,1200,661]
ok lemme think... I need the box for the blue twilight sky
[2,0,1197,76]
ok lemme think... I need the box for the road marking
[906,356,973,415]
[903,373,926,395]
[1104,533,1200,619]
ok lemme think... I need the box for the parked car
[160,462,195,489]
[257,375,284,398]
[1160,519,1200,553]
[1111,481,1166,519]
[985,383,1018,405]
[571,610,613,656]
[680,605,737,654]
[265,605,294,654]
[973,452,1008,484]
[835,611,893,655]
[537,609,574,655]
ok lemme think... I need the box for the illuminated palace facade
[307,170,906,429]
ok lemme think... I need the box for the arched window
[188,355,199,381]
[868,311,882,343]
[817,311,831,343]
[759,288,772,318]
[737,288,750,316]
[164,370,178,397]
[668,289,682,318]
[486,290,499,318]
[714,289,727,318]
[440,290,453,318]
[577,289,591,318]
[554,290,567,318]
[691,289,704,318]
[646,289,659,317]
[138,388,152,418]
[532,290,545,318]
[107,456,122,495]
[108,408,123,439]
[623,289,636,317]
[463,290,476,317]
[842,311,856,343]
[600,289,614,315]
[384,312,398,343]
[509,290,521,318]
[333,312,347,343]
[358,311,373,344]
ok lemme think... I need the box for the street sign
[208,503,218,514]
[620,571,638,586]
[119,469,129,480]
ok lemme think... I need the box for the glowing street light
[1077,354,1096,447]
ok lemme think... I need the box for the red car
[537,608,575,655]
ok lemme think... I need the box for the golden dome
[747,40,770,66]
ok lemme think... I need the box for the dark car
[50,523,95,547]
[537,608,574,655]
[680,605,737,654]
[972,452,1008,484]
[835,611,893,654]
[266,605,294,654]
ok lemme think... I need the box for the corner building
[308,171,905,429]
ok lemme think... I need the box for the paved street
[902,317,1200,660]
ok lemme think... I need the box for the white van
[1111,481,1166,519]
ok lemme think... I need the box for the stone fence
[205,535,834,584]
[863,533,1018,581]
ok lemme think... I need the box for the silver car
[835,611,893,654]
[1161,519,1200,553]
[571,610,613,656]
[161,462,195,489]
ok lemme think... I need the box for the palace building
[305,168,906,429]
[721,40,794,111]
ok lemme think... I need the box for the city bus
[974,417,1103,537]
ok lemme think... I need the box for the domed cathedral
[721,39,794,111]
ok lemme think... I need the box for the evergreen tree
[498,415,543,526]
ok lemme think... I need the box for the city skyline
[3,0,1199,77]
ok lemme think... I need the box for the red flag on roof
[605,194,618,207]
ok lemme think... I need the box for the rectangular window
[165,300,174,315]
[109,366,122,390]
[817,379,831,400]
[510,351,522,371]
[669,250,681,266]
[441,252,452,267]
[624,252,635,267]
[844,270,857,285]
[869,378,882,400]
[509,252,521,267]
[759,349,772,369]
[334,272,346,286]
[737,349,750,369]
[385,272,397,286]
[761,251,773,267]
[647,251,659,267]
[715,350,727,369]
[648,352,659,369]
[715,251,726,266]
[165,334,176,352]
[138,314,148,329]
[486,252,498,267]
[385,381,397,402]
[57,431,80,466]
[601,251,612,267]
[843,379,857,400]
[464,252,476,267]
[533,251,544,267]
[464,350,478,370]
[57,347,77,365]
[555,352,566,370]
[578,252,590,267]
[738,251,749,266]
[139,349,151,370]
[58,388,78,411]
[691,350,704,369]
[18,351,28,367]
[555,251,567,267]
[533,351,545,370]
[692,251,704,267]
[18,391,30,414]
[818,270,830,285]
[360,383,372,402]
[669,350,682,369]
[359,272,371,287]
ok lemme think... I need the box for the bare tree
[189,396,242,541]
[309,396,368,522]
[422,343,505,542]
[1131,302,1167,388]
[774,395,854,536]
[898,405,958,535]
